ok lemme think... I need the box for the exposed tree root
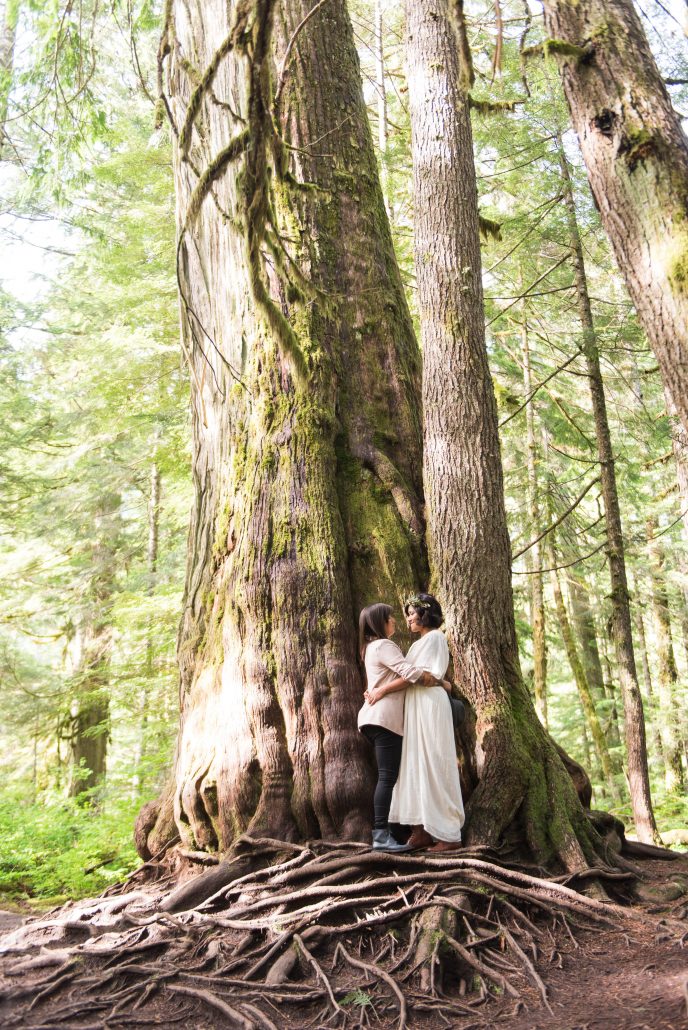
[0,837,683,1029]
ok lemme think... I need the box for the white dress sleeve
[412,631,449,680]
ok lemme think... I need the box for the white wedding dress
[388,629,465,842]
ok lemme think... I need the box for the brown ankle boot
[427,839,462,853]
[406,828,433,850]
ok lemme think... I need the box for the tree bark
[557,136,659,843]
[541,0,688,437]
[141,0,425,853]
[405,0,601,871]
[646,516,685,792]
[521,318,547,728]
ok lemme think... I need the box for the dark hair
[404,592,443,629]
[359,603,393,659]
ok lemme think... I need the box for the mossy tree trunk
[140,0,425,855]
[405,0,602,871]
[542,0,688,437]
[558,136,659,843]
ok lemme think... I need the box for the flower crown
[404,594,432,612]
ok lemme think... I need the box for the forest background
[1,0,687,907]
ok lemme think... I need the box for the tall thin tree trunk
[405,0,603,870]
[632,573,665,769]
[32,709,38,803]
[542,0,688,437]
[374,0,390,212]
[566,571,622,761]
[0,0,18,160]
[521,317,547,728]
[579,716,593,792]
[132,457,160,798]
[138,0,426,855]
[600,630,624,750]
[549,546,621,802]
[68,501,116,799]
[68,621,111,797]
[665,386,688,669]
[646,516,685,792]
[557,136,659,842]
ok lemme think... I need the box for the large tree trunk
[557,137,659,843]
[405,0,601,871]
[541,0,688,437]
[141,0,425,854]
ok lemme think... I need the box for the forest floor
[0,847,686,1030]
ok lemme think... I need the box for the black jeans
[361,724,403,830]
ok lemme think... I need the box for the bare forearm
[377,676,407,697]
[377,672,443,695]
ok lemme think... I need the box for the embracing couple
[357,594,465,853]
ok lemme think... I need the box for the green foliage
[0,786,142,902]
[0,8,189,826]
[340,989,373,1008]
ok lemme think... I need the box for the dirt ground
[0,851,686,1030]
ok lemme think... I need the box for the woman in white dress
[365,594,464,853]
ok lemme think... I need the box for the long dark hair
[359,603,393,659]
[404,593,443,629]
